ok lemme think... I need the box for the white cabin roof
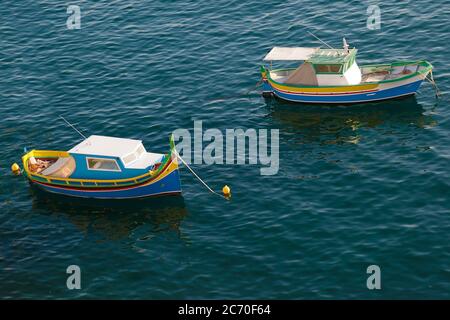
[263,47,319,61]
[69,135,143,158]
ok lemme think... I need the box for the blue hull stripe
[264,80,423,103]
[33,170,182,199]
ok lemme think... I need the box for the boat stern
[22,150,71,180]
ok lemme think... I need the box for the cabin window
[314,64,343,74]
[87,157,121,171]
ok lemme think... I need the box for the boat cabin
[27,135,165,180]
[263,46,362,86]
[263,38,430,89]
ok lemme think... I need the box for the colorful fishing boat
[21,135,182,199]
[260,39,434,104]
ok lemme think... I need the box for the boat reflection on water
[266,95,437,145]
[29,186,189,242]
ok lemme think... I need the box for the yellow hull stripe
[268,79,379,93]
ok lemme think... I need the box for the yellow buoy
[222,185,231,197]
[11,163,21,175]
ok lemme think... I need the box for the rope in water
[244,79,263,95]
[206,79,263,102]
[425,70,441,97]
[173,150,226,198]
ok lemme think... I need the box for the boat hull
[29,168,182,199]
[263,77,427,104]
[261,61,432,104]
[31,170,181,199]
[23,150,182,200]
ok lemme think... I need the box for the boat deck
[360,63,425,83]
[269,62,427,86]
[28,156,75,178]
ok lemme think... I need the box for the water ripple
[0,0,449,299]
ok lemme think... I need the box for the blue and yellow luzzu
[21,135,181,199]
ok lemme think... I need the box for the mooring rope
[206,79,263,102]
[244,79,263,95]
[425,70,441,97]
[173,150,226,198]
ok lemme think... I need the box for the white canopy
[69,135,164,169]
[263,47,319,61]
[69,135,143,158]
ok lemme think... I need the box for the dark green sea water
[1,0,449,299]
